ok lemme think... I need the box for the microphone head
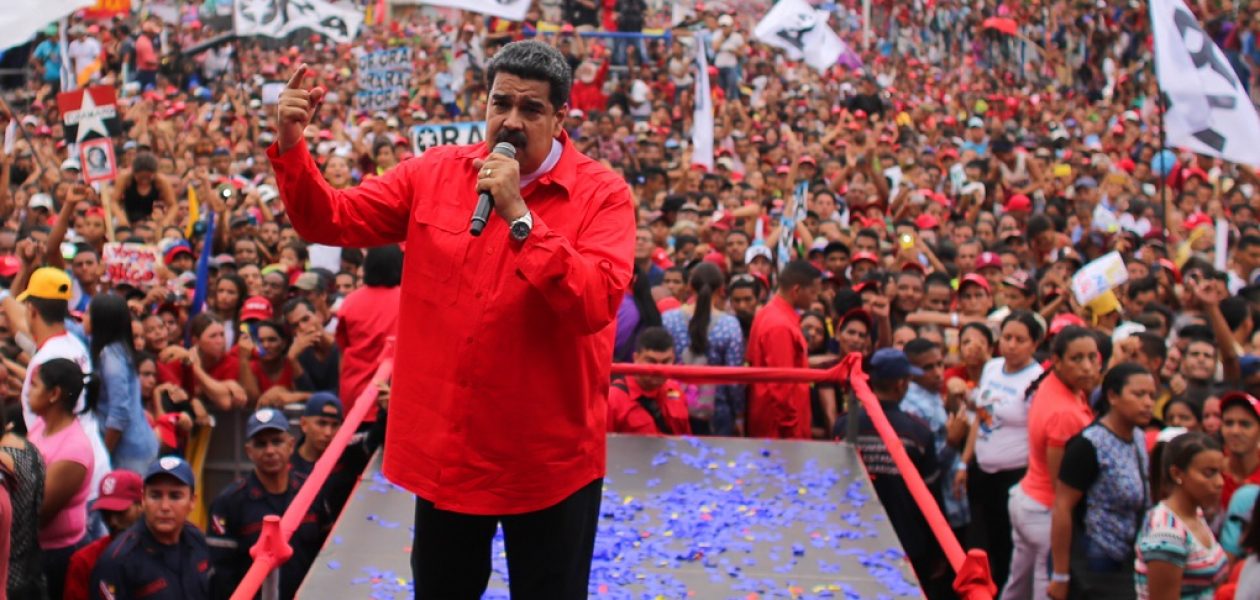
[493,141,518,160]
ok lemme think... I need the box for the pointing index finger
[286,64,309,90]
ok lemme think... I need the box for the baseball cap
[144,456,195,489]
[1002,270,1036,295]
[1241,355,1260,378]
[745,245,773,264]
[61,158,81,171]
[1222,391,1260,420]
[718,14,734,26]
[239,296,273,322]
[975,252,1002,272]
[28,193,54,211]
[1005,194,1032,213]
[163,242,194,265]
[304,392,344,420]
[292,271,322,292]
[851,251,879,266]
[246,408,290,439]
[212,254,236,268]
[967,117,984,128]
[914,214,939,230]
[1049,313,1086,336]
[958,273,991,294]
[0,255,20,278]
[17,267,72,302]
[93,469,143,512]
[868,348,924,380]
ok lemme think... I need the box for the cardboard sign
[57,85,120,145]
[79,137,118,184]
[354,47,411,111]
[103,243,161,287]
[410,121,486,155]
[1071,251,1129,305]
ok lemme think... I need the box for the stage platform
[298,435,923,599]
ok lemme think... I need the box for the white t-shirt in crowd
[67,37,102,79]
[21,332,112,503]
[973,357,1043,474]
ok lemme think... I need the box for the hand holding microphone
[471,135,528,236]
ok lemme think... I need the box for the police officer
[208,408,330,600]
[90,456,210,600]
[290,392,358,518]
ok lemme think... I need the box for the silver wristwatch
[509,211,533,242]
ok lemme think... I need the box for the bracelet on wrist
[1050,573,1070,584]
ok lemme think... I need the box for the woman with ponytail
[661,263,745,435]
[957,309,1045,591]
[1005,325,1102,600]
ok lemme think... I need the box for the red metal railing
[233,349,995,600]
[231,339,396,600]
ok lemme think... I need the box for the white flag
[691,38,714,173]
[1151,0,1260,166]
[396,0,530,21]
[0,0,92,53]
[235,0,364,44]
[753,0,851,72]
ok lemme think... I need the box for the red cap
[702,251,727,273]
[93,470,142,512]
[975,252,1002,271]
[901,261,928,273]
[1184,213,1213,231]
[1157,258,1181,283]
[1050,313,1086,336]
[958,273,991,294]
[775,165,791,175]
[0,255,18,278]
[914,214,939,230]
[851,251,879,265]
[798,155,817,166]
[651,247,674,269]
[1005,194,1032,213]
[1222,391,1260,418]
[1117,158,1136,173]
[239,296,273,322]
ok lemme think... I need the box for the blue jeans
[718,65,741,99]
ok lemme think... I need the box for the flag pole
[1158,88,1169,245]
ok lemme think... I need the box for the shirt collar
[463,130,580,198]
[768,295,802,324]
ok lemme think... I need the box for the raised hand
[275,64,325,153]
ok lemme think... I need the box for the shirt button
[465,336,474,344]
[486,247,494,255]
[474,291,483,299]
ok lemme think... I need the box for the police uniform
[208,409,330,600]
[89,458,210,600]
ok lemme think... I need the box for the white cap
[718,15,734,26]
[1156,426,1188,444]
[61,158,81,171]
[257,184,279,204]
[744,245,773,264]
[28,193,54,211]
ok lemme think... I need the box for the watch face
[511,221,530,240]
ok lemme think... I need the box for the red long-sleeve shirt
[268,131,635,515]
[606,378,692,436]
[745,295,811,439]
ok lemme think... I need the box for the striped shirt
[1134,502,1228,599]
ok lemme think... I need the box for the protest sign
[80,137,118,184]
[103,243,161,287]
[57,85,120,145]
[355,47,412,111]
[1071,251,1129,305]
[410,121,486,154]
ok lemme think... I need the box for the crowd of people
[0,0,1257,598]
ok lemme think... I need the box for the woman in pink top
[1003,326,1101,600]
[27,358,95,600]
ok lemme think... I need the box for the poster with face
[79,137,118,184]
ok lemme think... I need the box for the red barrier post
[231,339,396,600]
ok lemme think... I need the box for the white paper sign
[1071,251,1129,305]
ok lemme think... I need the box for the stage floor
[298,435,923,599]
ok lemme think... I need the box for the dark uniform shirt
[289,438,363,519]
[207,470,330,600]
[89,520,210,600]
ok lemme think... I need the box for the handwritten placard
[103,243,161,287]
[1071,251,1129,305]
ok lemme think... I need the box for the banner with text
[103,243,160,287]
[411,121,486,154]
[355,47,412,111]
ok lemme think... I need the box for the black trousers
[965,463,1025,594]
[411,477,602,600]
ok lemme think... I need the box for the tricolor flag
[1151,0,1260,165]
[690,39,714,172]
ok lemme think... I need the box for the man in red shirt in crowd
[746,260,822,439]
[64,470,144,600]
[334,245,401,418]
[607,327,692,436]
[270,40,634,599]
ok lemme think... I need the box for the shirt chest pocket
[412,201,472,284]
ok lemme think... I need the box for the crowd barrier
[232,348,995,599]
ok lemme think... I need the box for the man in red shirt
[64,470,144,600]
[746,260,822,439]
[607,327,692,436]
[334,245,400,419]
[270,40,634,599]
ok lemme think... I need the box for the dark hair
[959,321,995,348]
[215,274,248,320]
[485,40,572,110]
[779,260,821,290]
[1163,395,1203,425]
[283,241,310,265]
[1001,310,1044,344]
[281,296,316,320]
[631,264,662,329]
[1024,324,1094,399]
[254,320,290,353]
[88,293,137,378]
[363,245,403,287]
[35,357,91,416]
[1097,363,1150,416]
[27,296,68,326]
[823,241,850,258]
[1241,481,1260,554]
[635,326,674,353]
[1126,276,1158,300]
[132,152,159,173]
[1027,214,1053,239]
[903,337,939,360]
[188,312,222,341]
[1222,297,1251,331]
[728,273,762,297]
[1134,332,1168,363]
[686,262,724,356]
[1158,431,1221,499]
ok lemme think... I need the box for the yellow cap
[1087,290,1120,322]
[17,267,73,302]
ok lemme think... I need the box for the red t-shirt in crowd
[746,295,811,440]
[64,534,112,600]
[335,284,400,420]
[607,378,692,436]
[1021,370,1093,507]
[1222,451,1260,509]
[249,358,296,394]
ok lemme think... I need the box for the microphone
[470,142,518,237]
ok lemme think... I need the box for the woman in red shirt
[1005,326,1102,600]
[164,313,246,411]
[1219,391,1260,509]
[944,322,994,390]
[241,321,301,408]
